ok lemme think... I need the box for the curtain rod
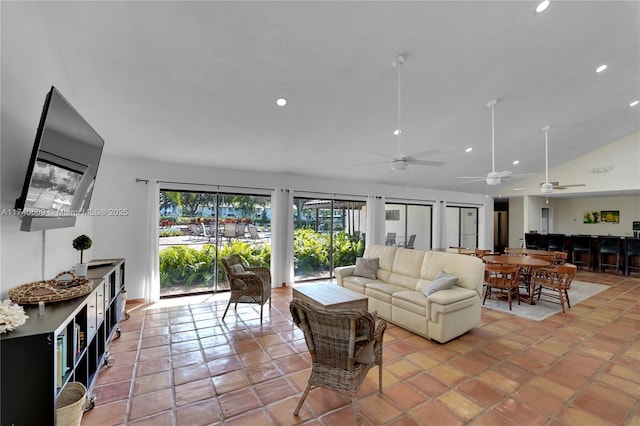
[135,178,273,192]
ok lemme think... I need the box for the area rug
[482,280,609,321]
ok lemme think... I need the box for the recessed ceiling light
[630,100,639,107]
[596,64,608,73]
[513,160,520,165]
[393,129,402,136]
[465,147,472,153]
[536,0,550,13]
[276,98,287,106]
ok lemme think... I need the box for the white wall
[555,196,640,236]
[1,4,96,297]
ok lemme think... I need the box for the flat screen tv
[14,86,104,231]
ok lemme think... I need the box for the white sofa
[334,244,484,343]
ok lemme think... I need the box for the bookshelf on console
[0,259,126,425]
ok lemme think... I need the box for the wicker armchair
[289,298,387,425]
[221,255,271,322]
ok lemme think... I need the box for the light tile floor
[82,271,640,425]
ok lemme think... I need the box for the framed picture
[385,210,400,221]
[583,211,599,224]
[600,210,620,223]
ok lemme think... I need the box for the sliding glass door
[446,206,478,249]
[293,198,365,281]
[158,189,271,297]
[384,203,433,250]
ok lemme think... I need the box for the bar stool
[624,238,640,276]
[525,233,541,249]
[546,234,565,252]
[598,236,621,275]
[571,235,592,271]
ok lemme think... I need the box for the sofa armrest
[426,286,478,322]
[334,265,356,286]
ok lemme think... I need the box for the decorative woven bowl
[9,271,93,304]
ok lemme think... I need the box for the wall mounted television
[14,86,104,231]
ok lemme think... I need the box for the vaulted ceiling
[4,1,639,195]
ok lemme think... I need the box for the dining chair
[221,255,271,322]
[624,238,640,276]
[482,264,520,311]
[289,298,387,425]
[552,251,568,265]
[531,263,577,313]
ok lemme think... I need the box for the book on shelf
[56,330,68,387]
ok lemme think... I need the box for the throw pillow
[353,257,378,279]
[421,271,458,297]
[230,264,245,275]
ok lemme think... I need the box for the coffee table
[292,283,368,310]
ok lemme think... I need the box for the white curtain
[270,188,294,287]
[145,179,160,303]
[365,195,385,248]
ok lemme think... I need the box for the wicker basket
[9,271,92,304]
[56,382,87,426]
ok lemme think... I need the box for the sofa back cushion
[363,245,397,282]
[387,247,425,289]
[420,251,483,295]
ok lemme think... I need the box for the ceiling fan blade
[352,160,390,167]
[460,178,489,184]
[405,149,442,161]
[496,170,512,178]
[408,159,445,167]
[555,184,586,190]
[368,151,395,160]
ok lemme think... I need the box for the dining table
[482,254,551,304]
[504,247,554,256]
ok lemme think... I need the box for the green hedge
[159,230,362,288]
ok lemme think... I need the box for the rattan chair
[483,264,521,310]
[221,255,271,322]
[289,298,387,425]
[531,263,577,313]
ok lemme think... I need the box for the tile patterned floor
[82,271,640,425]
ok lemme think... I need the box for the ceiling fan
[458,99,517,185]
[354,55,445,172]
[515,126,586,194]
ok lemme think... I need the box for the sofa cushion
[353,257,378,279]
[342,276,376,294]
[230,264,245,275]
[365,282,407,303]
[392,291,427,316]
[363,245,397,282]
[421,272,458,297]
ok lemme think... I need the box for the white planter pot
[74,263,88,277]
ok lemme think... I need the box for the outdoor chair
[221,255,271,322]
[247,225,264,242]
[624,238,640,276]
[483,264,520,311]
[385,232,396,246]
[289,298,387,425]
[236,223,246,238]
[531,263,577,313]
[223,223,238,242]
[404,234,416,249]
[189,223,204,240]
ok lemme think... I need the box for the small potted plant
[72,234,93,277]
